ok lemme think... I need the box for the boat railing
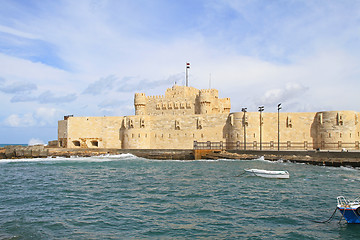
[351,196,360,204]
[337,196,349,206]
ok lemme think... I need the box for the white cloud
[4,113,35,127]
[3,107,64,127]
[35,107,64,126]
[0,80,37,93]
[28,138,45,146]
[1,0,360,143]
[0,24,40,40]
[258,82,309,106]
[83,75,117,95]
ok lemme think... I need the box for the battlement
[147,95,165,99]
[199,89,218,94]
[134,84,231,116]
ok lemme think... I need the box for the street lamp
[242,108,247,150]
[258,106,264,150]
[277,103,282,151]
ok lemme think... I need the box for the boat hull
[244,169,289,179]
[338,207,360,224]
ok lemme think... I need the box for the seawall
[1,146,360,167]
[0,146,194,160]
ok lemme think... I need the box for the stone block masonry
[57,84,360,151]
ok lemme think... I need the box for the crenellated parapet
[198,89,230,114]
[134,84,231,116]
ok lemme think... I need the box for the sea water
[0,155,359,239]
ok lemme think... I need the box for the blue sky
[1,0,360,144]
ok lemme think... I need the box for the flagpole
[186,62,190,86]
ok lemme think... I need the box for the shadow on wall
[310,113,320,149]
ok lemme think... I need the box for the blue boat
[337,196,360,224]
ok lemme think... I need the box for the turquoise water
[0,144,27,147]
[0,154,359,239]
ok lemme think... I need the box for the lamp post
[277,103,282,151]
[242,108,247,150]
[258,106,264,150]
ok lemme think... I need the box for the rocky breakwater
[0,145,49,159]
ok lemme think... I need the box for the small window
[91,141,98,147]
[73,140,80,147]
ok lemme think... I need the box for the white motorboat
[244,168,290,179]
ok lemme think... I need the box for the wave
[0,153,138,164]
[339,166,359,171]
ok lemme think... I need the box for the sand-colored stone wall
[58,85,360,150]
[59,116,123,149]
[120,113,228,149]
[134,84,230,116]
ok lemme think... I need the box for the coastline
[1,145,360,167]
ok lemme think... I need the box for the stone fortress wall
[58,84,360,150]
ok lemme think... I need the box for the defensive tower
[134,93,147,115]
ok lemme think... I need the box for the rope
[312,208,338,223]
[350,208,360,222]
[338,210,343,223]
[235,171,246,177]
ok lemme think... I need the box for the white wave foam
[340,166,358,171]
[97,153,137,159]
[0,153,138,163]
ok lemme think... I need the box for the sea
[0,154,359,239]
[0,144,27,147]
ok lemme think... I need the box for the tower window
[91,141,98,147]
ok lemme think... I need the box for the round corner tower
[134,93,147,115]
[314,111,359,149]
[199,89,213,114]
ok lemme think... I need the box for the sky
[1,0,360,144]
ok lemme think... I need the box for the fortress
[58,84,360,150]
